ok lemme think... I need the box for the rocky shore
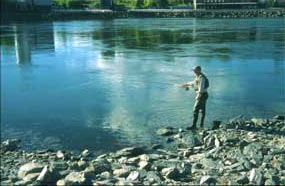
[51,9,285,20]
[1,115,285,185]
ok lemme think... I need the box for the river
[1,18,285,153]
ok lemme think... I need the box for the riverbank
[1,115,285,185]
[52,8,285,19]
[2,8,285,22]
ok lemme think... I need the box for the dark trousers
[193,92,208,127]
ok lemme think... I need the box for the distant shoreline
[2,8,285,22]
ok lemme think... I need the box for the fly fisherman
[180,66,209,130]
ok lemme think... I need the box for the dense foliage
[53,0,192,9]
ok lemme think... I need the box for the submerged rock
[156,128,174,136]
[1,139,21,152]
[115,147,145,157]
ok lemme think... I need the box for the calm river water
[1,18,285,153]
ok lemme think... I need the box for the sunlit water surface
[1,18,285,153]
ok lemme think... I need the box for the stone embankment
[51,9,285,20]
[1,115,285,185]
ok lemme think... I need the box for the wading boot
[200,113,206,129]
[187,113,198,130]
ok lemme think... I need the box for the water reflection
[12,22,55,65]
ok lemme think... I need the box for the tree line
[53,0,193,9]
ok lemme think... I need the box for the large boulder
[18,162,44,179]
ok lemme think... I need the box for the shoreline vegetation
[1,115,285,185]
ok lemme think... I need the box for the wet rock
[56,151,65,159]
[249,168,264,185]
[146,171,162,184]
[18,162,44,179]
[51,161,69,171]
[200,176,216,185]
[251,118,267,126]
[77,159,88,169]
[92,160,112,174]
[166,137,174,143]
[113,169,129,178]
[23,173,40,182]
[273,115,285,120]
[212,121,221,130]
[126,171,140,182]
[161,167,180,180]
[15,179,34,186]
[151,144,162,150]
[156,128,174,136]
[115,147,145,158]
[56,179,65,186]
[36,165,49,182]
[265,178,277,185]
[64,171,88,185]
[81,149,89,157]
[138,161,150,170]
[236,175,249,184]
[1,139,21,152]
[182,136,202,148]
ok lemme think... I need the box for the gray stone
[56,151,65,159]
[93,160,112,174]
[183,136,203,148]
[36,165,49,182]
[113,169,129,178]
[237,175,249,184]
[200,176,216,185]
[146,171,162,184]
[18,162,44,179]
[23,173,40,182]
[265,178,277,185]
[77,159,88,169]
[81,149,89,157]
[115,147,145,157]
[249,168,264,185]
[212,121,221,130]
[156,128,174,136]
[64,172,88,185]
[251,118,267,126]
[1,139,21,152]
[139,161,150,170]
[56,179,65,186]
[126,171,140,182]
[273,115,285,120]
[51,161,69,171]
[161,167,180,180]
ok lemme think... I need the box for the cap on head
[192,66,201,71]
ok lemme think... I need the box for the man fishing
[179,66,209,130]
